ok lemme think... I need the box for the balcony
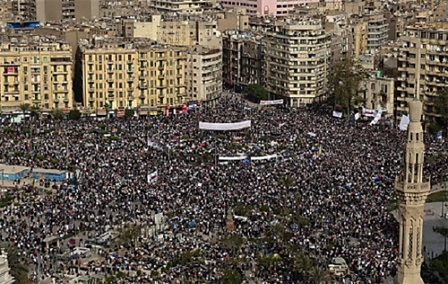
[88,70,94,74]
[54,89,68,93]
[32,89,41,93]
[107,93,115,98]
[156,85,166,89]
[88,78,94,83]
[88,88,95,93]
[158,94,164,98]
[127,69,134,73]
[139,85,148,89]
[127,77,135,82]
[158,65,165,70]
[64,97,69,102]
[53,70,68,75]
[4,89,19,94]
[89,97,95,102]
[107,69,114,73]
[139,75,146,80]
[158,74,165,80]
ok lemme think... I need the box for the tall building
[0,40,74,113]
[13,0,100,22]
[394,99,430,284]
[0,249,14,284]
[396,22,448,120]
[77,37,187,111]
[149,0,215,14]
[263,17,331,106]
[185,46,222,105]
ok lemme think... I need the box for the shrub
[182,135,189,140]
[14,150,23,156]
[46,190,53,195]
[36,155,44,160]
[51,159,59,165]
[68,109,81,120]
[111,135,119,141]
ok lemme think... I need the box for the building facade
[149,0,214,14]
[396,23,448,119]
[0,41,74,113]
[186,46,222,105]
[263,17,331,106]
[13,0,100,22]
[78,38,187,111]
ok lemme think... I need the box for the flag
[147,170,158,184]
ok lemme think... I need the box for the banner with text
[399,115,410,131]
[199,120,251,131]
[260,99,284,105]
[332,111,343,118]
[362,107,376,117]
[147,170,158,184]
[251,154,278,161]
[219,156,247,161]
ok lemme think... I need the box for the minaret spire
[394,99,430,284]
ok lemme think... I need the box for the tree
[327,59,364,115]
[117,223,142,248]
[52,109,65,120]
[308,266,330,284]
[434,88,448,131]
[125,109,134,118]
[19,103,30,123]
[68,109,81,120]
[0,242,30,283]
[246,84,268,102]
[294,252,314,279]
[277,175,296,188]
[29,105,41,121]
[219,233,245,257]
[219,269,243,284]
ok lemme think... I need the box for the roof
[32,168,66,175]
[0,164,30,174]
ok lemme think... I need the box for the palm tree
[294,253,314,279]
[219,268,243,284]
[51,109,65,132]
[308,266,330,284]
[29,105,41,121]
[277,175,296,189]
[0,242,30,283]
[19,103,30,123]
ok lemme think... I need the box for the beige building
[14,0,100,22]
[216,9,250,32]
[186,46,222,105]
[0,249,14,284]
[78,37,187,111]
[149,0,215,14]
[263,17,331,106]
[0,40,74,113]
[133,16,222,49]
[0,1,14,26]
[396,22,448,120]
[360,75,395,116]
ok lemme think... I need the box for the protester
[0,96,445,283]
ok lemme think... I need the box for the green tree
[294,252,314,279]
[219,233,245,257]
[52,109,65,120]
[29,105,41,121]
[219,269,243,284]
[308,266,331,284]
[125,108,134,118]
[277,175,296,188]
[246,84,268,102]
[327,59,364,115]
[117,223,142,248]
[68,109,81,120]
[19,103,30,123]
[0,242,30,283]
[434,88,448,131]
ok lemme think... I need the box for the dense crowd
[0,96,446,284]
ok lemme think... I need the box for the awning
[117,110,125,117]
[139,110,148,115]
[97,110,107,116]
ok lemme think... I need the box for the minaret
[394,99,430,284]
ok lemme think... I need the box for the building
[132,16,222,49]
[13,0,100,22]
[263,17,331,106]
[0,248,15,284]
[219,0,342,17]
[99,0,152,19]
[216,9,250,32]
[77,37,187,112]
[240,37,264,87]
[185,46,222,105]
[149,0,214,14]
[0,40,74,113]
[394,99,430,284]
[366,12,389,52]
[0,1,14,26]
[359,74,395,115]
[396,22,448,119]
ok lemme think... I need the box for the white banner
[251,154,278,161]
[354,113,361,121]
[199,120,251,131]
[399,115,410,131]
[147,170,158,184]
[218,156,247,161]
[362,107,376,117]
[260,99,284,105]
[370,110,383,125]
[147,139,171,152]
[332,111,343,118]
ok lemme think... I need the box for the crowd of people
[0,95,446,283]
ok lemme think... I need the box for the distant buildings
[0,40,74,112]
[77,38,187,111]
[263,17,331,106]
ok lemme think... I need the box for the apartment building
[0,1,14,26]
[366,12,389,52]
[149,0,215,14]
[99,0,151,18]
[186,46,222,105]
[263,17,331,106]
[219,0,342,17]
[396,22,448,120]
[78,38,187,111]
[133,16,222,49]
[13,0,100,22]
[0,40,74,113]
